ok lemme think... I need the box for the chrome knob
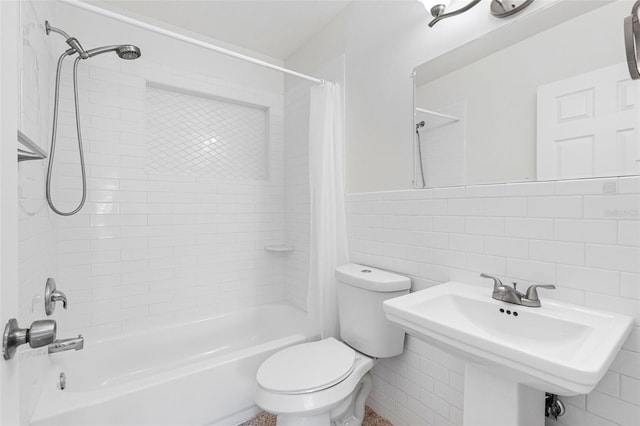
[3,319,57,360]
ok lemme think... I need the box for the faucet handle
[524,284,556,301]
[45,278,68,315]
[480,273,503,290]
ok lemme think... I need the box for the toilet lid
[257,338,356,394]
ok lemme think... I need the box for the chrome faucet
[45,278,68,315]
[480,273,556,308]
[48,335,84,354]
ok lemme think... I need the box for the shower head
[416,121,426,131]
[85,45,141,60]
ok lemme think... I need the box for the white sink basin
[384,281,633,396]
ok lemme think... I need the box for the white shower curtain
[307,82,349,339]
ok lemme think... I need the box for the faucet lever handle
[480,273,503,291]
[525,284,556,301]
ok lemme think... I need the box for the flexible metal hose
[46,52,87,216]
[416,127,426,188]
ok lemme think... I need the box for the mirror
[413,0,640,188]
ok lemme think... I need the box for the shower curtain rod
[58,0,331,85]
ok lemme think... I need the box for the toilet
[254,263,411,426]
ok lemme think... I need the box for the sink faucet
[48,335,84,354]
[480,273,555,308]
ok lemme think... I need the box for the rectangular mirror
[413,0,640,188]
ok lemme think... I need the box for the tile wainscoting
[347,177,640,426]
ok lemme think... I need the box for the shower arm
[625,0,640,80]
[45,21,89,59]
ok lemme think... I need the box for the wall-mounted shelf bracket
[18,130,48,162]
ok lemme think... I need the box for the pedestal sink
[383,281,634,426]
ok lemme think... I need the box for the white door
[0,1,22,424]
[537,63,640,180]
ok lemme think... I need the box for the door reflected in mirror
[413,0,640,188]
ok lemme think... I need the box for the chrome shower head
[116,45,141,60]
[85,45,142,60]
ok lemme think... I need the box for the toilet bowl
[254,264,411,426]
[255,338,375,426]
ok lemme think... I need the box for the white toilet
[254,263,411,426]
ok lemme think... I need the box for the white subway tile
[465,217,505,236]
[595,371,620,398]
[505,181,555,197]
[619,221,640,246]
[466,253,506,276]
[584,195,640,220]
[485,236,529,259]
[433,216,465,233]
[483,197,527,217]
[529,240,585,266]
[556,265,619,295]
[621,273,640,300]
[586,244,640,273]
[587,390,640,426]
[465,184,505,198]
[506,258,556,284]
[449,234,484,253]
[554,219,617,244]
[555,178,618,195]
[619,176,640,194]
[527,196,583,218]
[447,199,483,216]
[505,218,554,240]
[620,375,640,406]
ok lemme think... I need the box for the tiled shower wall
[17,1,57,423]
[347,179,640,426]
[50,54,286,338]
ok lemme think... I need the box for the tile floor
[240,406,393,426]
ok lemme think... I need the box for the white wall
[286,0,566,193]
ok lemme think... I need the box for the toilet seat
[257,338,355,394]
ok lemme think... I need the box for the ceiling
[101,0,352,60]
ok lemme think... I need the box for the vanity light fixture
[419,0,481,27]
[419,0,535,27]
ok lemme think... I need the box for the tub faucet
[480,273,556,308]
[48,335,84,354]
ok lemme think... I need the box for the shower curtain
[307,82,349,339]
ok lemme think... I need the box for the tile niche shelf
[264,244,295,253]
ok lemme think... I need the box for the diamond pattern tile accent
[145,85,267,180]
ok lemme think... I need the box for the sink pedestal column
[464,363,544,426]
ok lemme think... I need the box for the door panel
[538,63,640,180]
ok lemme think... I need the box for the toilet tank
[336,263,411,358]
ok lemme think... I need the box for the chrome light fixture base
[490,0,535,18]
[428,0,481,27]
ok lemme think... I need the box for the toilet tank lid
[335,263,410,292]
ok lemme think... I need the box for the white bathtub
[31,304,315,426]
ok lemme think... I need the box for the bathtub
[30,304,315,426]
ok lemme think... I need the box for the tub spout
[48,335,84,354]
